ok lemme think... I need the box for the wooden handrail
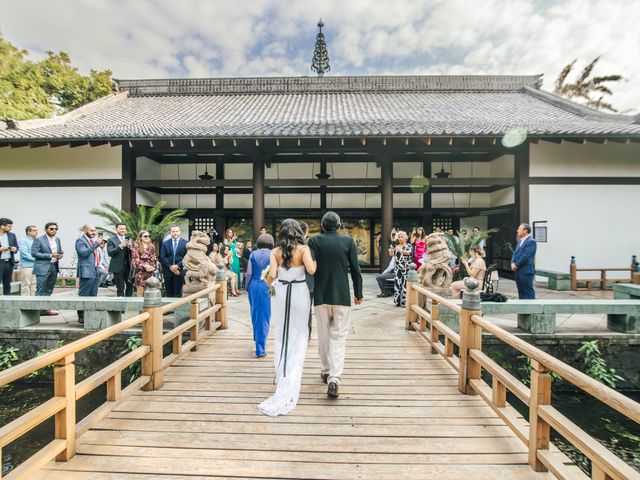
[470,313,640,424]
[405,280,640,479]
[412,284,462,313]
[0,312,150,387]
[1,278,227,476]
[160,283,219,313]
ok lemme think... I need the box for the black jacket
[308,231,363,306]
[107,236,131,274]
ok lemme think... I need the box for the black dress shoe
[377,293,385,298]
[321,373,329,384]
[327,382,339,399]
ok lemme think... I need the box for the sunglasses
[141,234,150,238]
[48,227,58,231]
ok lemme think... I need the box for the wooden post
[528,359,551,471]
[430,300,439,353]
[458,278,482,394]
[570,256,577,291]
[601,270,607,290]
[54,353,76,461]
[492,377,506,408]
[190,298,199,350]
[252,155,265,241]
[405,281,417,330]
[106,374,122,402]
[591,465,614,480]
[142,277,164,390]
[215,277,228,329]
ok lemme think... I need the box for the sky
[2,0,639,114]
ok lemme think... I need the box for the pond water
[0,383,105,476]
[1,383,638,475]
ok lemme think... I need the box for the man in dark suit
[75,224,103,324]
[107,223,133,297]
[308,211,363,399]
[0,218,18,295]
[160,226,188,297]
[511,223,537,299]
[32,222,63,315]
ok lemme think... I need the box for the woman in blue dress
[246,233,275,357]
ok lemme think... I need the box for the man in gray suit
[75,224,103,324]
[308,211,363,399]
[32,222,64,315]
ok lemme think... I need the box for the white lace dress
[258,265,311,417]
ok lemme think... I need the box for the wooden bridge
[1,278,639,480]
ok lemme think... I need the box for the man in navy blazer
[75,224,103,323]
[0,218,18,295]
[511,223,537,300]
[160,226,188,297]
[32,222,64,298]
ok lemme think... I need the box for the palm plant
[444,228,498,278]
[89,201,188,243]
[554,57,623,112]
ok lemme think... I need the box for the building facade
[1,75,639,273]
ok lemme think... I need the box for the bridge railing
[406,279,640,480]
[0,277,226,480]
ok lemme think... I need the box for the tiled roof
[1,75,639,140]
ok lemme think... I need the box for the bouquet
[260,266,276,297]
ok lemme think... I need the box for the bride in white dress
[259,219,316,417]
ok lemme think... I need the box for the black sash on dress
[277,278,306,378]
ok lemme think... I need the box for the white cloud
[1,0,638,112]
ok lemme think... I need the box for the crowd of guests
[375,225,488,307]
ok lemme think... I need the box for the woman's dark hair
[256,233,274,249]
[277,219,304,269]
[220,243,228,256]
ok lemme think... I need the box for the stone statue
[182,230,217,295]
[418,232,453,288]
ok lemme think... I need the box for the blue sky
[2,0,639,113]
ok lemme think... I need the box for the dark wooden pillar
[121,146,136,213]
[252,154,265,241]
[421,157,433,232]
[320,160,327,211]
[215,156,225,236]
[380,156,394,271]
[514,143,530,226]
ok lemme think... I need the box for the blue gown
[246,249,271,356]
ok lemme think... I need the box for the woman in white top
[450,245,487,299]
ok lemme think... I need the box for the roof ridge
[116,75,542,97]
[523,87,636,124]
[4,92,128,131]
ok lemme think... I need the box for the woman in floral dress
[393,231,412,307]
[131,230,157,296]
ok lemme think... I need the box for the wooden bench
[536,270,571,291]
[433,298,640,334]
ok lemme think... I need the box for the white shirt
[517,234,531,249]
[0,233,9,260]
[382,256,396,274]
[48,236,58,263]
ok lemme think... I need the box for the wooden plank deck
[32,324,558,480]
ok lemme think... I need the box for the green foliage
[89,201,188,243]
[444,228,498,277]
[26,341,64,380]
[517,354,563,386]
[0,345,19,370]
[121,335,143,384]
[0,34,112,121]
[554,56,623,112]
[576,340,624,388]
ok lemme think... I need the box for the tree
[445,229,498,278]
[88,201,188,244]
[0,34,112,120]
[554,57,623,112]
